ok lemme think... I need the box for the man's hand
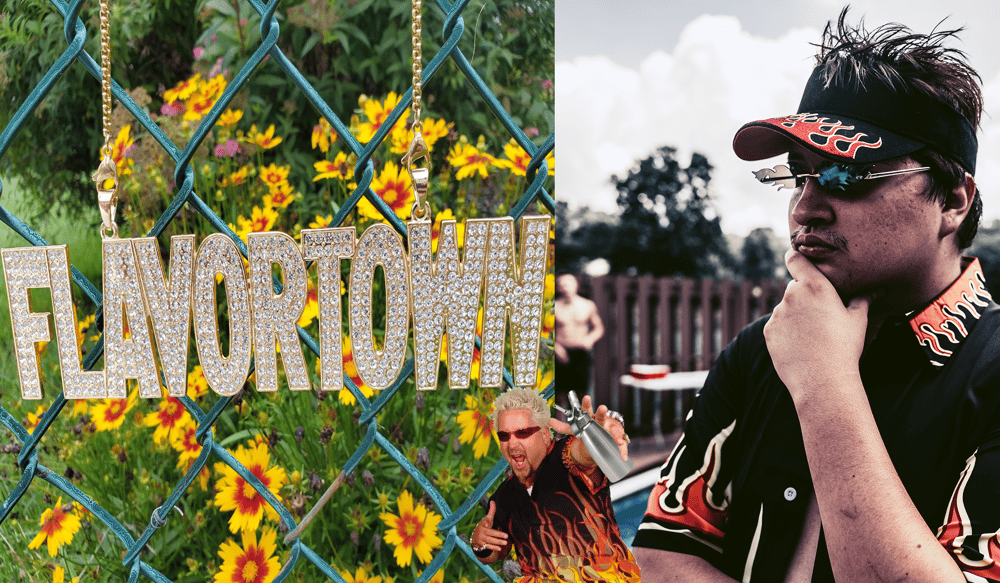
[472,501,508,553]
[764,250,874,404]
[550,395,629,462]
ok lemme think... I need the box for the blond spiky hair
[491,388,550,433]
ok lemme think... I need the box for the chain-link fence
[0,1,554,581]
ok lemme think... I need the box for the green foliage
[0,0,201,221]
[0,0,553,223]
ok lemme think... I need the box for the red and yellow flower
[91,390,138,432]
[249,124,283,149]
[217,108,244,127]
[143,396,192,444]
[111,125,135,177]
[236,205,279,236]
[495,139,555,177]
[447,141,498,180]
[379,489,443,567]
[28,497,81,557]
[164,74,201,103]
[214,527,281,583]
[258,163,290,190]
[312,151,355,183]
[357,161,413,221]
[389,117,452,154]
[213,443,288,533]
[456,393,494,458]
[184,90,218,121]
[356,92,408,144]
[263,184,295,209]
[188,365,210,399]
[311,117,336,153]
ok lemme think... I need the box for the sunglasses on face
[753,162,930,192]
[497,426,542,442]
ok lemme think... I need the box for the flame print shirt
[489,436,641,583]
[633,258,1000,582]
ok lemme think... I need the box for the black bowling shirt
[489,436,641,582]
[633,258,1000,582]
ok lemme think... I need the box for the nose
[789,178,835,227]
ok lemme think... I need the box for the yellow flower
[28,497,81,557]
[389,117,452,154]
[456,394,494,458]
[339,565,382,583]
[250,124,283,149]
[183,89,218,121]
[143,397,192,444]
[109,125,136,177]
[164,73,201,103]
[263,184,295,209]
[219,165,251,188]
[91,390,138,432]
[217,108,244,127]
[170,422,204,466]
[312,151,355,182]
[188,365,209,399]
[214,527,281,583]
[213,443,288,533]
[447,142,498,180]
[379,490,442,567]
[52,564,79,583]
[357,161,413,221]
[24,404,45,434]
[421,569,444,583]
[356,92,407,144]
[494,139,554,177]
[203,73,227,99]
[237,205,279,235]
[308,214,333,230]
[258,163,290,189]
[311,117,336,153]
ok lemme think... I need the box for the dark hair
[815,7,983,248]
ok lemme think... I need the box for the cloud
[557,13,1000,237]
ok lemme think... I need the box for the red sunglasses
[497,426,542,442]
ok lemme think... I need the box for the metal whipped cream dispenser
[557,391,633,482]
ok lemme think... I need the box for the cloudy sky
[556,0,1000,236]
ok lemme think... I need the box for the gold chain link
[410,0,422,134]
[99,0,112,150]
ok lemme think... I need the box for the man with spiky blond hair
[471,388,640,582]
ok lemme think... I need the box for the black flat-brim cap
[733,66,977,174]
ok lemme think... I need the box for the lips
[510,452,527,469]
[793,233,840,259]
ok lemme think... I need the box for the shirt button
[784,487,797,501]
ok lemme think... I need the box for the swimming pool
[610,467,660,546]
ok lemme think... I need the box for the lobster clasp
[93,147,119,239]
[401,132,430,220]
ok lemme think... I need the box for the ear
[939,172,976,240]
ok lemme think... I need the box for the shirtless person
[554,273,604,410]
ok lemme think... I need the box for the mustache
[791,228,848,250]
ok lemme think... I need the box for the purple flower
[193,46,204,59]
[214,139,241,158]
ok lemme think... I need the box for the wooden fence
[586,275,787,434]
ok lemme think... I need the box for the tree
[739,227,782,281]
[607,146,732,277]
